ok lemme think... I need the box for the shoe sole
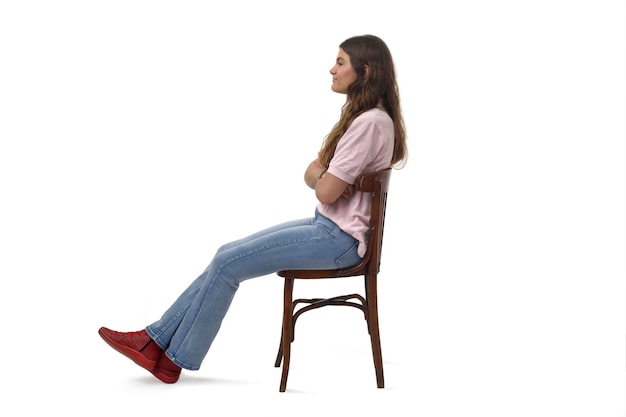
[148,369,180,384]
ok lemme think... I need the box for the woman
[99,34,408,384]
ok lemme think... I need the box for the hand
[341,184,354,198]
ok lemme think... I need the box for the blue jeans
[145,209,361,370]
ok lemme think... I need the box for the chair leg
[279,278,294,392]
[365,274,385,388]
[274,334,283,368]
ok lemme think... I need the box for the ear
[363,64,370,79]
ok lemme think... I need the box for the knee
[216,239,239,255]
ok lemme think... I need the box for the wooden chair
[274,168,392,392]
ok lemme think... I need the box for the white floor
[7,267,626,417]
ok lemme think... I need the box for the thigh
[214,216,360,282]
[217,216,314,252]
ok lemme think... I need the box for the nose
[329,65,336,75]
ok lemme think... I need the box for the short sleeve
[326,109,394,184]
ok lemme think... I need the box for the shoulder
[353,106,392,126]
[343,107,393,139]
[344,107,393,141]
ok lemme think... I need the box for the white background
[1,1,624,416]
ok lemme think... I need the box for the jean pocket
[335,241,361,269]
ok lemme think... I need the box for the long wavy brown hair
[319,35,408,169]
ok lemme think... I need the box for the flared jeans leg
[145,210,361,370]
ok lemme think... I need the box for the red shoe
[149,352,182,384]
[98,327,162,371]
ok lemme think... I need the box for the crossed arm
[304,158,353,205]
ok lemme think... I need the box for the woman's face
[330,48,358,94]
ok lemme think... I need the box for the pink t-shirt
[317,106,394,257]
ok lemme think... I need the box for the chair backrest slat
[355,168,391,275]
